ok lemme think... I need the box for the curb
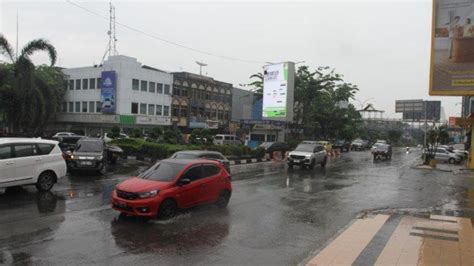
[126,156,270,165]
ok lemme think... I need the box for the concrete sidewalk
[305,214,474,265]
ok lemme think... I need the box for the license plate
[80,161,93,166]
[293,160,300,163]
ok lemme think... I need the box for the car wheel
[448,158,455,164]
[35,172,56,192]
[98,163,107,175]
[216,190,231,209]
[157,199,177,219]
[308,160,315,170]
[320,157,327,168]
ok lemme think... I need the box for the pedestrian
[446,16,461,59]
[463,18,474,37]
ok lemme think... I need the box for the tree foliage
[0,34,65,136]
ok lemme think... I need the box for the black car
[373,144,392,160]
[68,138,110,174]
[170,150,231,174]
[259,142,290,158]
[53,135,84,153]
[332,140,351,152]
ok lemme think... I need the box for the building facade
[57,55,173,135]
[172,72,232,132]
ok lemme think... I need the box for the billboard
[430,0,474,95]
[397,100,441,121]
[395,99,424,113]
[262,62,295,121]
[101,71,117,114]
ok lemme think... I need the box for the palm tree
[0,34,63,135]
[248,73,263,100]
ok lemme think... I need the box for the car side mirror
[178,178,191,186]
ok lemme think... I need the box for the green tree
[150,126,163,140]
[387,129,403,145]
[247,73,263,100]
[131,128,142,138]
[0,34,64,135]
[111,125,120,138]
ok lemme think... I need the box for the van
[213,135,240,145]
[0,138,67,191]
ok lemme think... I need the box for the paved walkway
[306,214,474,265]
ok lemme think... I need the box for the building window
[69,80,74,90]
[131,102,138,114]
[97,78,102,89]
[211,110,217,119]
[182,89,188,97]
[218,110,224,120]
[172,105,180,117]
[61,102,67,112]
[157,83,163,94]
[89,78,96,89]
[96,101,101,112]
[173,88,180,96]
[149,82,156,93]
[164,84,170,94]
[148,104,155,116]
[141,80,147,92]
[163,106,170,116]
[191,107,197,116]
[140,103,147,115]
[75,102,81,112]
[181,108,187,117]
[82,79,88,90]
[89,101,95,113]
[205,109,210,119]
[75,79,81,90]
[82,101,88,112]
[132,79,139,90]
[224,111,229,120]
[156,105,162,116]
[68,101,74,112]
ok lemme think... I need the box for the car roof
[0,138,58,145]
[161,158,220,165]
[175,150,222,155]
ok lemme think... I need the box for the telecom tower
[101,2,118,64]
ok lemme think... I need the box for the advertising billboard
[101,71,117,114]
[430,0,474,95]
[262,62,295,121]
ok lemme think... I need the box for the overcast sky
[0,0,463,119]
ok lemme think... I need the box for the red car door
[199,164,223,203]
[176,165,203,208]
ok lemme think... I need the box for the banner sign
[101,71,117,114]
[262,62,295,120]
[430,0,474,95]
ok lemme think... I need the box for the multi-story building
[57,55,173,135]
[171,72,232,132]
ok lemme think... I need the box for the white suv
[0,138,67,191]
[288,143,327,169]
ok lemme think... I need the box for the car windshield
[295,144,315,152]
[76,140,103,152]
[139,162,182,182]
[260,142,274,148]
[172,153,198,159]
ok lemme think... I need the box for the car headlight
[305,155,312,158]
[138,190,159,199]
[96,155,103,160]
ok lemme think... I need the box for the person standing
[464,18,473,37]
[447,16,461,59]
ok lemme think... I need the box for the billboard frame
[429,0,474,96]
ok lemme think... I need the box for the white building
[57,55,173,135]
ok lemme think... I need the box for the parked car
[68,138,109,174]
[213,134,240,145]
[0,138,67,191]
[52,132,77,138]
[259,142,290,158]
[373,144,392,160]
[288,143,327,169]
[111,159,232,218]
[170,150,231,174]
[439,145,468,159]
[425,147,463,164]
[332,140,351,152]
[52,135,84,153]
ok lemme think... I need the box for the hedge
[110,138,265,160]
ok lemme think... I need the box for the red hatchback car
[111,159,232,218]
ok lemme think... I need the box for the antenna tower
[101,2,118,64]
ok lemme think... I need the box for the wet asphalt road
[1,148,473,265]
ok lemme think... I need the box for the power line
[65,0,267,64]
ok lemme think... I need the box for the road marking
[306,214,389,266]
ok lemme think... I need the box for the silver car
[431,148,462,164]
